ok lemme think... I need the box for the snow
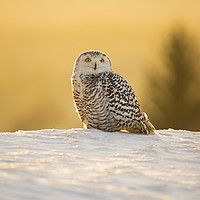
[0,128,200,200]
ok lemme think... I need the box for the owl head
[73,50,112,74]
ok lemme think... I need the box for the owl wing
[104,73,142,120]
[104,72,155,134]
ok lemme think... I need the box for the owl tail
[142,113,156,135]
[124,113,156,134]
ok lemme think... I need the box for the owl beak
[94,62,97,70]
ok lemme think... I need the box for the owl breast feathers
[71,51,155,134]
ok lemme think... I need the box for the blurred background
[0,0,200,132]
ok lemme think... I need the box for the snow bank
[0,129,199,200]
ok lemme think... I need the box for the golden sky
[1,0,200,29]
[0,0,200,131]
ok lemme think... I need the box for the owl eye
[85,58,91,62]
[100,58,104,63]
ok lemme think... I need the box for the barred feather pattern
[72,71,155,134]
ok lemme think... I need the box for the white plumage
[71,50,155,134]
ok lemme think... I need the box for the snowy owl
[71,50,155,134]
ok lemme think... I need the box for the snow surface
[0,128,200,200]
